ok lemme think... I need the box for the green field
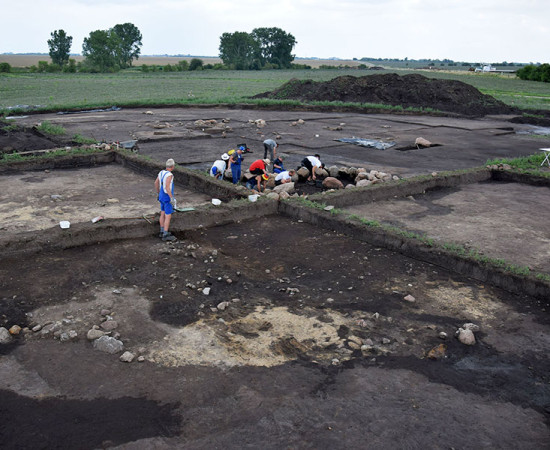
[1,68,550,113]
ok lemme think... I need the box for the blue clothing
[231,153,243,184]
[157,169,174,214]
[273,157,284,174]
[160,199,174,215]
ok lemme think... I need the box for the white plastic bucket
[59,221,70,229]
[248,194,259,202]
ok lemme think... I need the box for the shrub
[177,60,189,71]
[189,58,203,71]
[0,62,11,73]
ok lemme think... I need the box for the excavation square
[342,181,550,275]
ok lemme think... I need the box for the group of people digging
[155,141,324,241]
[208,139,324,192]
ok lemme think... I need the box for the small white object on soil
[202,287,211,295]
[59,221,70,229]
[403,294,416,302]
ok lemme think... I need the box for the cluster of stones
[86,303,145,363]
[0,314,79,344]
[486,163,512,171]
[235,165,400,200]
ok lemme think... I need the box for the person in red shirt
[247,159,270,192]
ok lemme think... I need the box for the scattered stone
[348,335,363,346]
[217,301,230,311]
[137,356,145,363]
[100,320,118,331]
[438,332,448,340]
[403,294,416,303]
[324,205,334,211]
[59,332,70,342]
[462,323,480,333]
[381,338,391,345]
[266,192,280,200]
[457,328,476,345]
[87,329,106,341]
[68,330,78,340]
[331,358,340,366]
[120,351,135,363]
[100,309,111,316]
[112,289,122,294]
[32,325,42,332]
[0,327,13,344]
[9,325,22,335]
[415,137,432,148]
[364,338,374,346]
[202,287,211,295]
[231,298,240,303]
[427,344,447,360]
[93,336,124,354]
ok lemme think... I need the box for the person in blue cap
[229,146,245,184]
[154,158,177,241]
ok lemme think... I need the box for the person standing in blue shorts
[229,147,244,184]
[154,158,177,242]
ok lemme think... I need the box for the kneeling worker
[275,169,296,186]
[210,153,230,179]
[246,158,270,192]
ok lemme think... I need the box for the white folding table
[541,148,550,167]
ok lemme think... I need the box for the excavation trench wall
[0,199,278,256]
[308,169,492,208]
[278,201,550,300]
[0,150,246,202]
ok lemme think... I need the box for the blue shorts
[160,199,173,215]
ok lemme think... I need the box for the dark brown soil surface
[0,216,549,448]
[0,125,74,154]
[253,73,516,117]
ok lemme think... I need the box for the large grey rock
[93,335,124,354]
[100,320,118,331]
[356,179,373,188]
[266,192,280,200]
[322,177,344,189]
[315,167,329,178]
[87,329,106,341]
[297,167,310,180]
[273,182,295,194]
[415,137,432,148]
[355,172,369,182]
[328,165,339,177]
[0,327,13,344]
[457,328,476,345]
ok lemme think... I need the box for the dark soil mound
[253,73,515,117]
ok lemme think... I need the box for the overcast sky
[1,0,548,63]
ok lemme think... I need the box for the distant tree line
[219,27,297,70]
[516,64,550,82]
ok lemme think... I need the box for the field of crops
[1,67,550,113]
